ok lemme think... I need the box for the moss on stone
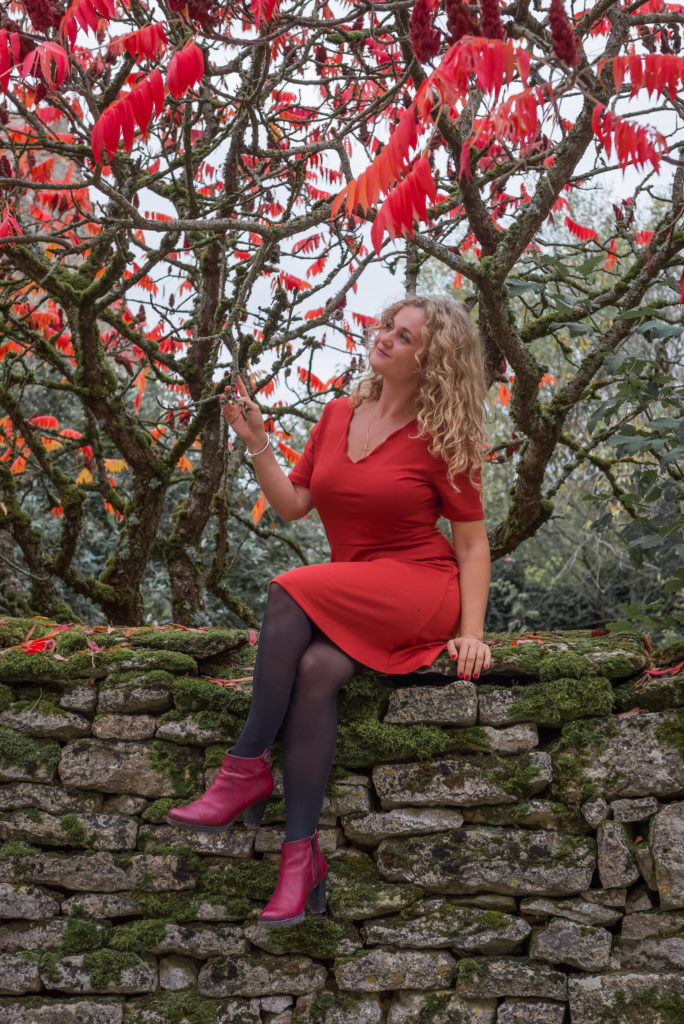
[6,697,68,717]
[302,990,360,1023]
[337,672,393,724]
[335,718,487,768]
[103,668,176,692]
[651,637,684,668]
[654,710,684,763]
[548,716,620,810]
[147,740,202,799]
[258,914,345,958]
[537,652,593,681]
[61,915,109,954]
[81,948,142,988]
[157,707,239,737]
[456,956,490,987]
[198,859,279,901]
[613,671,684,714]
[0,649,69,684]
[109,918,168,953]
[505,676,614,725]
[0,683,13,711]
[141,797,178,823]
[0,726,61,776]
[60,813,92,848]
[601,986,684,1023]
[170,675,252,717]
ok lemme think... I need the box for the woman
[168,295,492,928]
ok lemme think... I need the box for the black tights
[229,582,360,841]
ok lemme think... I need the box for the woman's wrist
[246,433,270,457]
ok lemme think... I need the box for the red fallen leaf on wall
[565,216,599,242]
[91,70,164,164]
[248,629,258,645]
[167,42,205,99]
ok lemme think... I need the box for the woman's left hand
[446,634,491,681]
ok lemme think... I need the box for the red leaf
[108,24,167,62]
[167,42,204,99]
[565,216,599,242]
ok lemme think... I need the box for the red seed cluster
[549,0,580,65]
[23,0,64,33]
[480,0,505,40]
[409,0,442,61]
[445,0,480,44]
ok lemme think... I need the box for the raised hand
[222,375,268,450]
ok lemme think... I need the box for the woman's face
[369,305,427,384]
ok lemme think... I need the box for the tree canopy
[0,0,681,632]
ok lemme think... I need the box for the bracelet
[246,437,270,458]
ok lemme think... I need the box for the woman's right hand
[222,374,268,449]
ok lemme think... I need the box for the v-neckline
[343,400,417,464]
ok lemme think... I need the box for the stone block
[58,739,202,798]
[376,827,595,896]
[372,752,551,809]
[567,971,684,1023]
[0,881,62,919]
[455,957,567,1000]
[92,715,157,741]
[528,917,612,972]
[386,990,497,1023]
[0,1000,123,1024]
[334,948,456,991]
[597,821,640,889]
[0,705,90,740]
[0,810,138,851]
[496,999,565,1024]
[0,951,42,994]
[384,680,477,725]
[0,851,197,892]
[198,953,326,997]
[650,801,684,910]
[38,952,157,994]
[360,899,530,954]
[341,807,464,847]
[158,955,197,990]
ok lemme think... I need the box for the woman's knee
[293,642,355,698]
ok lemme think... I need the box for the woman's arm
[450,519,491,638]
[446,519,491,678]
[251,447,314,522]
[223,375,314,522]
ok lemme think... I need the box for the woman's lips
[375,347,389,357]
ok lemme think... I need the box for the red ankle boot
[166,748,273,832]
[258,831,327,928]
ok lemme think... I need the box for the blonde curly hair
[349,295,489,491]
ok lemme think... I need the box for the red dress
[272,396,484,673]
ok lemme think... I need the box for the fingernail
[473,673,479,679]
[458,672,463,678]
[464,674,470,681]
[451,654,457,660]
[485,663,490,669]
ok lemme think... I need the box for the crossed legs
[229,582,360,840]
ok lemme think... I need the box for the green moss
[416,991,453,1024]
[337,672,392,724]
[0,683,14,710]
[506,676,614,725]
[537,652,592,681]
[198,860,279,901]
[549,716,620,810]
[141,797,179,823]
[147,740,201,799]
[81,948,142,988]
[335,719,488,767]
[109,918,167,954]
[128,626,251,658]
[6,697,68,717]
[170,675,252,717]
[61,915,109,954]
[259,914,345,958]
[601,986,684,1023]
[157,707,239,737]
[302,991,360,1023]
[654,710,684,762]
[60,813,92,848]
[103,668,176,691]
[38,950,61,983]
[456,957,490,987]
[613,671,684,713]
[652,637,684,668]
[0,649,69,683]
[0,726,61,777]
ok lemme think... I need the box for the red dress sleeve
[433,459,485,521]
[287,408,326,487]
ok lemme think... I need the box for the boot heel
[306,879,327,914]
[244,797,269,827]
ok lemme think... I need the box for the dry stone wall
[0,619,682,1024]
